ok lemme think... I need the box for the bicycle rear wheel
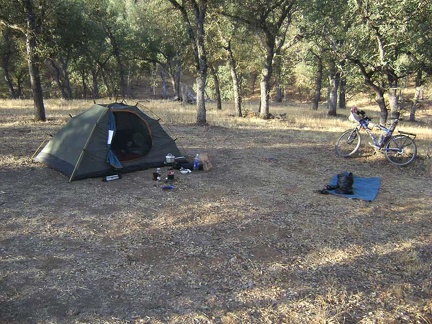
[384,135,417,166]
[335,128,361,157]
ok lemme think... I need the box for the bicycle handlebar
[357,109,400,121]
[356,110,371,124]
[356,110,366,117]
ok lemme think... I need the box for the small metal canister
[165,153,175,164]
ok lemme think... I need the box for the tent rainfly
[34,102,183,181]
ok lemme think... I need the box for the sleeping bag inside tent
[34,102,183,181]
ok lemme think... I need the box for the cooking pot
[165,153,175,164]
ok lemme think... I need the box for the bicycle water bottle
[193,154,200,170]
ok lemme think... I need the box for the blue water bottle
[193,154,200,170]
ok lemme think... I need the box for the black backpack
[318,171,354,195]
[336,171,354,194]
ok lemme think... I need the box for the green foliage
[0,27,28,98]
[0,0,431,105]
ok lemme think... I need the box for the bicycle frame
[336,110,418,166]
[360,120,393,148]
[353,119,384,146]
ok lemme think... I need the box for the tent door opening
[111,111,153,162]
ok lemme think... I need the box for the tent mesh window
[111,111,153,161]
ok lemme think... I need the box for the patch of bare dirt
[1,111,431,323]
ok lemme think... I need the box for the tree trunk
[91,68,100,99]
[386,69,399,118]
[274,53,283,103]
[352,59,388,124]
[209,65,222,110]
[225,41,242,116]
[181,84,196,104]
[338,74,346,109]
[100,67,112,99]
[60,57,72,99]
[126,65,132,99]
[23,0,45,121]
[114,49,126,98]
[3,66,17,99]
[16,74,24,98]
[104,25,126,98]
[229,60,242,117]
[328,61,338,116]
[1,28,18,99]
[259,47,273,119]
[410,70,422,122]
[50,59,69,99]
[196,75,207,125]
[312,55,323,110]
[150,62,158,98]
[260,75,271,119]
[195,2,207,125]
[167,0,207,124]
[275,86,284,103]
[159,67,168,99]
[365,79,388,124]
[375,91,388,124]
[81,69,88,99]
[181,85,186,105]
[387,87,398,118]
[169,58,181,99]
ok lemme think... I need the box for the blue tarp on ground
[327,175,381,201]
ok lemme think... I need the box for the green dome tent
[34,102,184,181]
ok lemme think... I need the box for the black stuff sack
[318,171,355,195]
[336,171,354,194]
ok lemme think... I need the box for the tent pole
[30,133,52,161]
[69,110,107,182]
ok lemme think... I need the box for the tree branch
[0,20,26,34]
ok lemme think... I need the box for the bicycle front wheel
[384,135,417,166]
[335,128,361,157]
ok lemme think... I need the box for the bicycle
[335,108,417,166]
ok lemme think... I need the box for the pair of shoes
[316,189,329,194]
[316,184,338,194]
[325,185,338,191]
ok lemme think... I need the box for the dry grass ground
[1,98,432,324]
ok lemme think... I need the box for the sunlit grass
[1,97,431,167]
